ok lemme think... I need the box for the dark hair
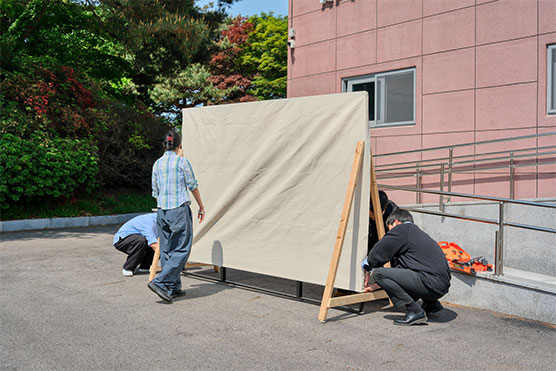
[386,208,413,226]
[371,190,389,214]
[163,130,181,151]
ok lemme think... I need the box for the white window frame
[343,68,416,128]
[548,44,556,115]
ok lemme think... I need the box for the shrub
[94,100,170,189]
[0,66,102,139]
[0,132,99,208]
[1,67,171,193]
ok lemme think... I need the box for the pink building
[287,0,556,203]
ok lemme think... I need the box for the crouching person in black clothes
[368,190,397,253]
[361,209,451,326]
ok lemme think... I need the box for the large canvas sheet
[182,92,370,290]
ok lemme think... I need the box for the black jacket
[368,222,451,296]
[368,200,397,252]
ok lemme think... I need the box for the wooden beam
[370,150,385,239]
[184,262,220,272]
[148,239,160,282]
[369,151,392,305]
[318,141,365,322]
[328,290,388,307]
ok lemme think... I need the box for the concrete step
[480,267,556,294]
[444,268,556,324]
[0,213,142,232]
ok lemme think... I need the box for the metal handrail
[375,145,556,170]
[374,132,556,201]
[379,184,556,276]
[379,185,556,209]
[374,132,555,276]
[377,159,556,180]
[374,131,556,158]
[376,147,556,173]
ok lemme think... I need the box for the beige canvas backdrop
[182,92,370,290]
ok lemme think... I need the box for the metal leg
[220,266,227,282]
[296,281,303,298]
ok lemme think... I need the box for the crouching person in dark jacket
[361,209,451,326]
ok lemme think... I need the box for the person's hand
[364,272,381,292]
[364,272,370,287]
[364,283,381,292]
[198,209,205,223]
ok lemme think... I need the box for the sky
[197,0,289,17]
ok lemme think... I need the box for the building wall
[287,0,556,204]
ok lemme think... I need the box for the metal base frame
[182,267,364,315]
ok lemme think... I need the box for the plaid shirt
[152,151,199,210]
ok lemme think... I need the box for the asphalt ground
[1,226,555,371]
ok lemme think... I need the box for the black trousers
[114,234,154,271]
[373,267,442,310]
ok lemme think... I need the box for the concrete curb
[0,213,144,233]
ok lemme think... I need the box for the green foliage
[150,12,289,112]
[98,0,231,106]
[206,16,257,103]
[243,13,288,100]
[0,0,131,91]
[95,100,170,188]
[2,0,286,217]
[0,132,99,208]
[1,66,103,139]
[150,63,229,111]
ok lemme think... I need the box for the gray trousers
[152,203,192,295]
[373,267,442,309]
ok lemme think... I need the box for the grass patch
[1,188,156,221]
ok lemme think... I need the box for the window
[343,68,416,127]
[548,44,556,115]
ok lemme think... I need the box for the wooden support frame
[148,239,219,282]
[318,141,390,322]
[148,241,160,282]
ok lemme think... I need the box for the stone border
[0,213,144,233]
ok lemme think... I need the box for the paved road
[1,226,555,371]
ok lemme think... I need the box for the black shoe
[394,310,427,326]
[421,300,444,315]
[147,282,173,303]
[170,290,186,299]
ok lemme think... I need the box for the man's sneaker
[147,282,173,303]
[134,268,150,274]
[122,269,134,277]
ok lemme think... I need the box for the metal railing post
[416,164,421,204]
[494,202,505,276]
[440,163,445,213]
[447,147,453,203]
[509,152,515,199]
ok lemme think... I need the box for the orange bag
[438,241,493,275]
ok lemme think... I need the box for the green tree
[150,63,229,113]
[97,0,235,107]
[0,0,131,93]
[149,13,288,114]
[243,13,287,100]
[207,16,257,103]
